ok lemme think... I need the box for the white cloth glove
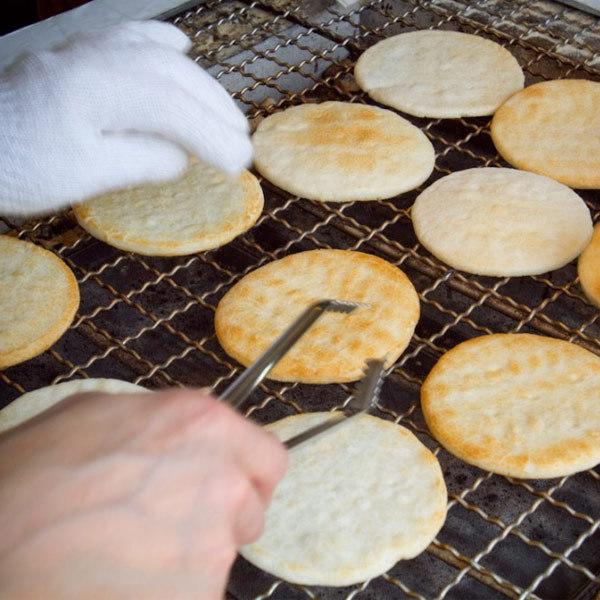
[0,21,252,216]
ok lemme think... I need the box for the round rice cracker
[74,160,263,256]
[412,168,593,276]
[355,30,524,118]
[215,250,420,383]
[422,334,600,479]
[0,236,79,369]
[491,80,600,189]
[0,379,146,434]
[578,223,600,308]
[252,101,435,202]
[241,412,447,586]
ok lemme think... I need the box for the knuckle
[154,388,198,404]
[225,468,253,507]
[193,396,234,429]
[140,389,225,446]
[155,388,221,415]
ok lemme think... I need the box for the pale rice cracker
[0,379,146,434]
[241,412,447,586]
[252,101,435,202]
[354,30,524,118]
[412,168,593,276]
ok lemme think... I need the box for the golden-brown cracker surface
[215,249,420,383]
[74,161,263,256]
[422,333,600,479]
[578,223,600,308]
[0,235,79,369]
[491,80,600,189]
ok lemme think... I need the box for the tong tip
[317,299,368,314]
[350,358,386,412]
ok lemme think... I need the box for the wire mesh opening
[1,1,599,598]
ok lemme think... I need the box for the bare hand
[0,389,287,599]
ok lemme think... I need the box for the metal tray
[1,1,599,598]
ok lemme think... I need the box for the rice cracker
[422,334,600,479]
[412,168,593,276]
[241,412,447,585]
[74,160,263,256]
[578,223,600,308]
[215,250,420,383]
[0,236,79,369]
[355,30,524,118]
[0,379,146,434]
[252,101,435,201]
[491,80,600,189]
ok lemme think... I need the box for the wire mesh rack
[1,0,599,598]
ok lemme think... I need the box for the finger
[114,20,192,54]
[207,406,287,505]
[234,427,288,505]
[152,51,249,132]
[166,393,287,504]
[65,21,191,54]
[103,81,253,175]
[114,47,248,132]
[82,133,188,198]
[232,482,267,546]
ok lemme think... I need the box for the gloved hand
[0,21,252,216]
[0,389,287,599]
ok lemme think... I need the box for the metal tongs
[283,358,385,449]
[219,299,386,449]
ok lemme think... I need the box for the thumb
[0,135,188,216]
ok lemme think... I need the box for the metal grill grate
[1,0,600,598]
